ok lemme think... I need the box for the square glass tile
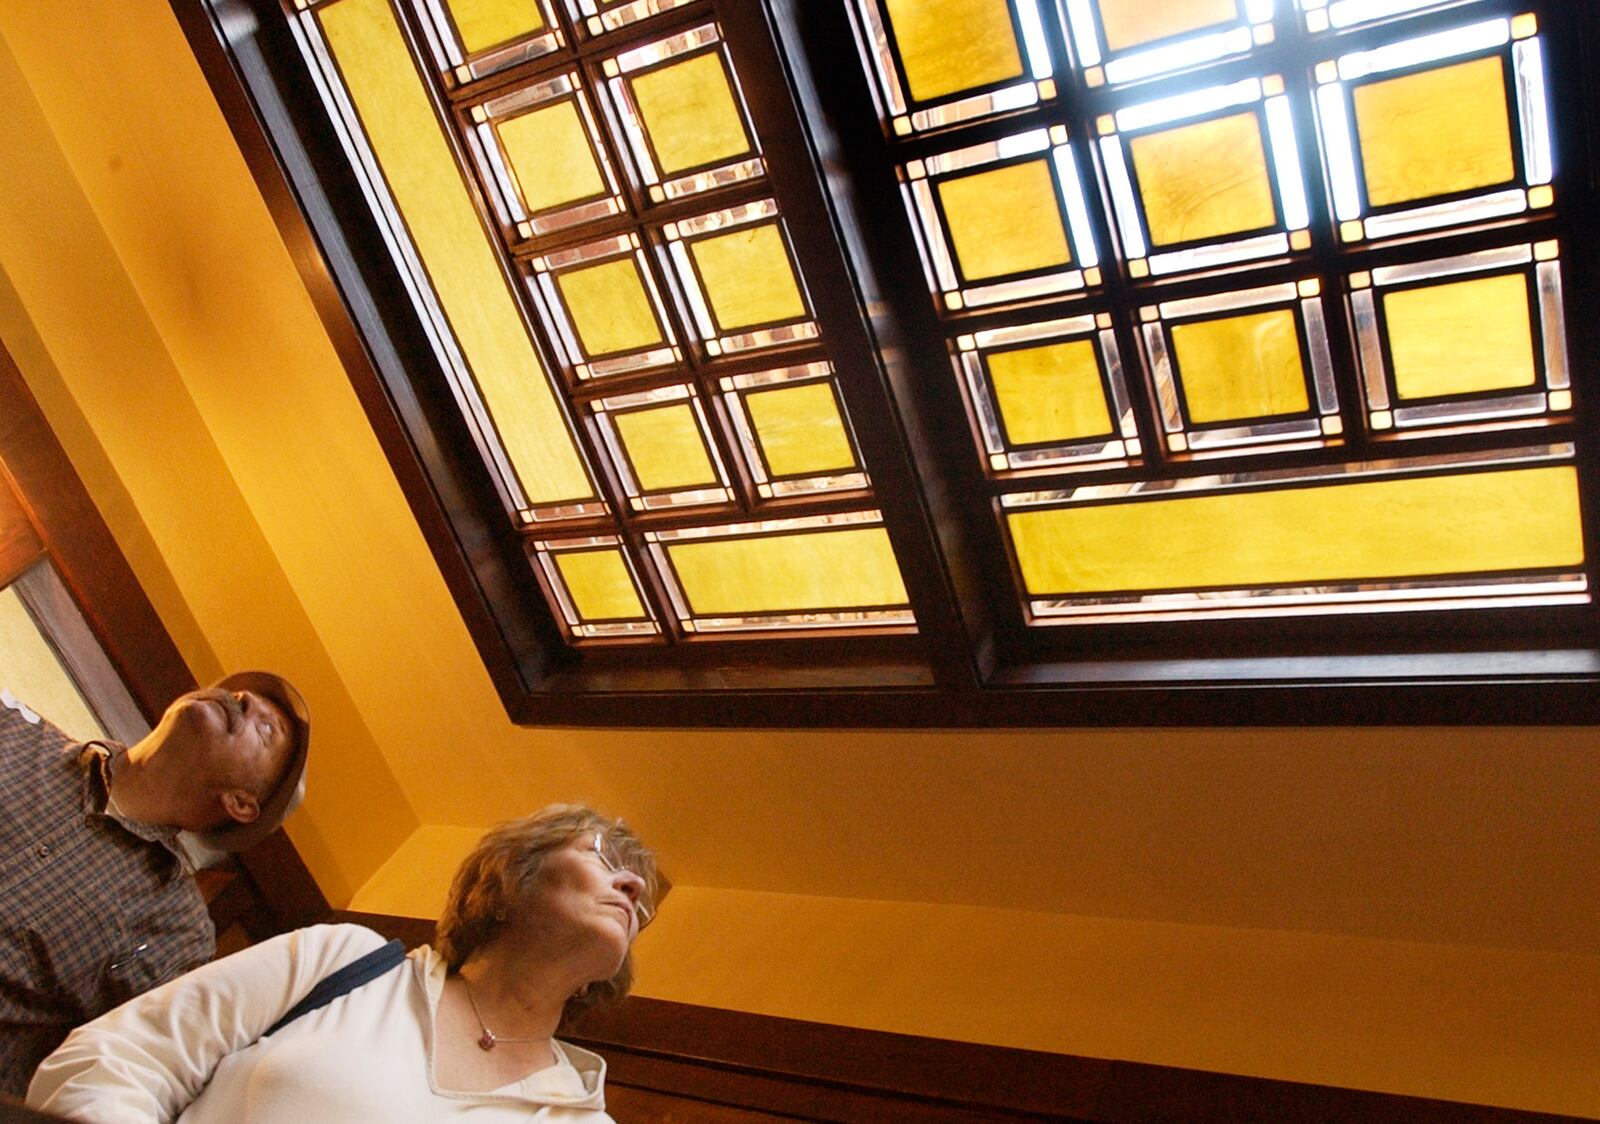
[530,235,680,379]
[1139,281,1338,455]
[1316,16,1552,242]
[1350,243,1567,433]
[956,314,1138,473]
[721,363,868,498]
[1353,56,1514,209]
[667,201,817,355]
[466,72,624,238]
[907,128,1099,310]
[853,0,1053,133]
[938,160,1071,281]
[592,385,733,510]
[1170,309,1309,424]
[414,0,563,82]
[1129,112,1275,248]
[531,535,660,640]
[605,24,764,200]
[1100,77,1306,276]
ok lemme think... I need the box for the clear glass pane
[0,585,104,743]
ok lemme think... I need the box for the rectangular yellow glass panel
[667,526,908,614]
[1129,111,1276,247]
[614,403,717,491]
[937,160,1071,282]
[555,258,664,357]
[883,0,1025,102]
[1008,465,1582,595]
[1097,0,1240,54]
[745,383,856,477]
[321,0,591,504]
[497,100,605,215]
[1169,308,1308,424]
[987,340,1112,444]
[1383,273,1536,400]
[447,0,545,54]
[1353,56,1515,208]
[629,52,751,175]
[554,549,647,621]
[688,224,807,331]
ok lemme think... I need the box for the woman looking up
[28,804,663,1123]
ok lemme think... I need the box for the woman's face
[514,832,648,979]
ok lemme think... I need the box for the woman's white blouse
[27,923,613,1124]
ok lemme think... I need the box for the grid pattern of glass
[289,0,907,643]
[852,0,1586,624]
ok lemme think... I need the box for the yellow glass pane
[1169,308,1308,424]
[1097,0,1240,54]
[937,160,1072,282]
[987,340,1111,444]
[554,549,646,621]
[321,0,591,504]
[1353,56,1514,208]
[555,258,664,357]
[613,403,717,492]
[497,101,605,215]
[1008,465,1582,595]
[745,383,856,477]
[630,52,750,175]
[667,527,908,614]
[0,587,103,742]
[1129,111,1276,247]
[1383,273,1535,400]
[446,0,545,54]
[688,224,807,331]
[883,0,1025,102]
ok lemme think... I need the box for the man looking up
[0,671,311,1096]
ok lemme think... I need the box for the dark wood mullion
[1540,0,1600,633]
[756,0,1048,688]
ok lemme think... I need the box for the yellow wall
[0,0,1596,1115]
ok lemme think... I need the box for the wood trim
[331,910,1593,1124]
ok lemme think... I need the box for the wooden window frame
[173,0,1600,726]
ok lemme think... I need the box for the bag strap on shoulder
[265,938,407,1037]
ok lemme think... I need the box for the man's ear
[219,789,261,825]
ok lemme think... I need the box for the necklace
[460,977,549,1051]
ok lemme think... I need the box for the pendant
[477,1029,496,1051]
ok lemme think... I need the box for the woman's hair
[435,804,660,1022]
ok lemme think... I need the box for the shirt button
[36,843,50,857]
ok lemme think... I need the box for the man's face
[147,686,295,826]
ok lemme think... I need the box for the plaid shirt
[0,701,214,1096]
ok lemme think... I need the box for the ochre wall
[0,0,1596,1115]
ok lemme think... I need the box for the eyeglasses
[590,830,655,931]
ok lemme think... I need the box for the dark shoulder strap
[264,938,407,1037]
